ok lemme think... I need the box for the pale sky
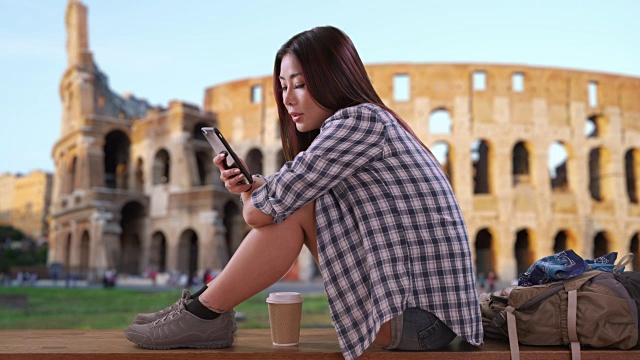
[1,0,638,175]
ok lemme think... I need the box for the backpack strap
[505,306,520,360]
[613,253,635,273]
[567,289,581,360]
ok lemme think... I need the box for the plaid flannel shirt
[252,103,483,359]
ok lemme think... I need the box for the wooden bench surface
[0,329,637,359]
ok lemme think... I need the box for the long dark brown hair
[274,26,430,161]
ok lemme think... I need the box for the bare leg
[200,201,317,312]
[201,199,392,347]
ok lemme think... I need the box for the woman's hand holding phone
[214,152,253,194]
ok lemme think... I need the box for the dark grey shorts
[384,308,457,351]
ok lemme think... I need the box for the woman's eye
[281,85,288,91]
[294,83,305,89]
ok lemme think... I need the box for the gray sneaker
[124,302,235,350]
[132,289,238,333]
[132,289,192,325]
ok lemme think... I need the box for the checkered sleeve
[251,106,385,223]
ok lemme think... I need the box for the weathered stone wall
[204,64,640,281]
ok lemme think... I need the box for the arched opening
[475,228,494,278]
[630,233,639,271]
[79,231,90,279]
[67,157,77,194]
[585,115,609,138]
[104,130,131,189]
[553,231,567,253]
[515,229,534,275]
[472,140,491,194]
[150,231,167,273]
[64,234,72,277]
[193,122,208,141]
[178,229,199,286]
[135,157,144,190]
[625,148,640,204]
[246,149,263,175]
[512,141,531,185]
[585,116,597,137]
[195,151,211,186]
[593,231,609,258]
[553,230,578,254]
[431,141,453,186]
[153,149,170,185]
[589,147,612,201]
[428,109,453,134]
[119,201,145,275]
[223,201,241,262]
[549,141,569,191]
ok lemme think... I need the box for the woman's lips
[290,112,303,122]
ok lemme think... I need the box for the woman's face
[279,54,333,132]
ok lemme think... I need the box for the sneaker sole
[131,320,238,333]
[124,333,233,350]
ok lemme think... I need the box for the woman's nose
[284,89,295,105]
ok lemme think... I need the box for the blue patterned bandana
[518,250,620,287]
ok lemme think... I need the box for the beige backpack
[480,270,638,360]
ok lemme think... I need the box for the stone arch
[64,233,72,277]
[193,122,209,141]
[223,201,242,260]
[630,233,639,271]
[475,228,495,277]
[593,231,611,258]
[472,139,492,194]
[135,157,144,190]
[515,228,534,275]
[79,230,90,279]
[625,148,640,203]
[66,156,78,194]
[150,231,167,273]
[553,229,578,254]
[585,114,609,138]
[428,108,453,134]
[153,149,171,185]
[512,141,532,185]
[246,148,263,175]
[585,116,597,137]
[195,151,212,186]
[178,229,199,285]
[104,130,131,189]
[589,146,613,201]
[549,141,570,191]
[119,201,145,275]
[431,141,453,187]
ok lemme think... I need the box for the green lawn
[0,287,332,330]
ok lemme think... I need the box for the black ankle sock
[186,297,221,320]
[190,285,208,299]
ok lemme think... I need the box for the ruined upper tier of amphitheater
[49,0,640,284]
[204,63,640,278]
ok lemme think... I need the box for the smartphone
[201,127,253,185]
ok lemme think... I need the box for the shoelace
[166,298,187,313]
[152,306,183,325]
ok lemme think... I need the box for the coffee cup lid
[266,292,303,304]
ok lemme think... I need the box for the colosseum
[49,0,640,285]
